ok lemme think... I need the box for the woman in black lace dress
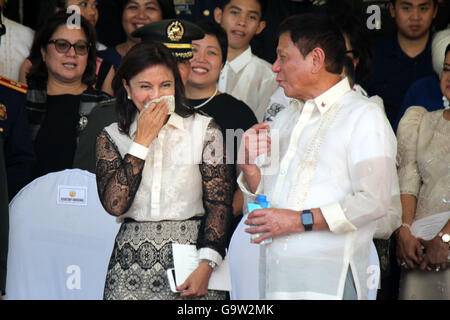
[95,42,234,300]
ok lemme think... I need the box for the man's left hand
[244,208,302,243]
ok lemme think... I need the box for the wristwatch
[301,210,314,231]
[200,259,217,270]
[438,232,450,244]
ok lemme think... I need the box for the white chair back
[5,169,119,300]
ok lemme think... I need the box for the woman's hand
[418,237,449,272]
[176,263,213,298]
[396,226,423,269]
[134,99,169,147]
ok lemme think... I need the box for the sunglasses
[47,39,91,56]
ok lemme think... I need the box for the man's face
[272,32,315,101]
[390,0,437,40]
[214,0,265,52]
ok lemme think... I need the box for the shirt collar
[391,33,432,59]
[313,77,351,114]
[228,47,252,73]
[130,111,185,138]
[166,112,184,130]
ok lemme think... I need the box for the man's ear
[310,47,326,74]
[255,20,266,36]
[389,3,396,19]
[432,3,438,19]
[214,7,223,24]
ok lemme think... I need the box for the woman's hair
[26,11,98,88]
[334,14,373,84]
[445,43,450,58]
[113,41,193,135]
[119,0,175,20]
[36,0,68,28]
[194,20,228,67]
[56,0,68,9]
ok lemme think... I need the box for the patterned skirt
[103,218,226,300]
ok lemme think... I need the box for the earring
[127,95,131,100]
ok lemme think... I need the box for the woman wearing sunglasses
[19,0,115,94]
[26,12,111,179]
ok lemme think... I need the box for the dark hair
[278,13,346,75]
[390,0,437,7]
[194,20,228,67]
[57,0,68,9]
[113,42,193,135]
[27,11,97,89]
[217,0,267,20]
[35,0,69,30]
[446,43,450,56]
[334,14,372,84]
[342,56,355,87]
[120,0,175,19]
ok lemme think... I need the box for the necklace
[190,87,218,109]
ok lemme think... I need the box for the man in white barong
[235,13,400,300]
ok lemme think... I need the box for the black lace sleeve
[196,120,235,258]
[95,130,145,216]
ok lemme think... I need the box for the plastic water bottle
[248,195,272,245]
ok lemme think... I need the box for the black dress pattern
[103,219,226,300]
[96,120,233,300]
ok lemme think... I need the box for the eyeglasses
[47,39,91,56]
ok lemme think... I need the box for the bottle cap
[257,195,267,203]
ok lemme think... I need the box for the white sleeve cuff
[321,202,357,234]
[198,247,223,266]
[237,171,263,202]
[127,142,149,160]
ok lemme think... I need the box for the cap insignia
[167,21,184,42]
[0,104,7,121]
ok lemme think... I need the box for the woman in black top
[26,12,110,178]
[185,21,257,218]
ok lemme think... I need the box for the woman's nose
[150,89,161,101]
[136,7,148,19]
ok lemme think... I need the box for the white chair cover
[4,169,120,300]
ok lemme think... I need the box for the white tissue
[144,95,175,114]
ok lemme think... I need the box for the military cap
[131,19,205,60]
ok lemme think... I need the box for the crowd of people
[0,0,449,300]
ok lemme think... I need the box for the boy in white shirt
[214,0,278,122]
